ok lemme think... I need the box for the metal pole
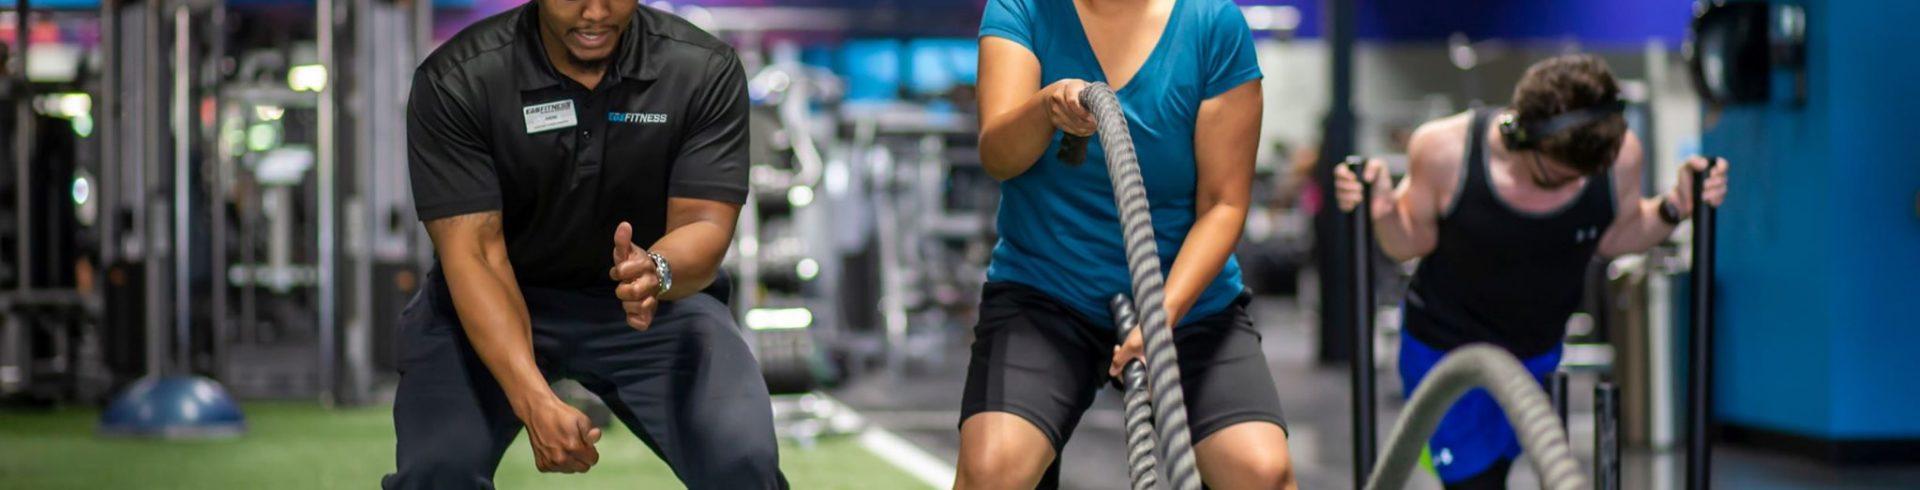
[142,0,166,377]
[1686,158,1718,490]
[98,0,116,270]
[1596,379,1621,490]
[239,174,255,344]
[1345,156,1375,486]
[12,0,32,293]
[209,12,229,381]
[1315,0,1359,364]
[316,0,338,404]
[1550,369,1569,435]
[171,4,190,373]
[414,0,432,59]
[347,0,378,405]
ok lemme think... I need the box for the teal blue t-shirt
[979,0,1262,327]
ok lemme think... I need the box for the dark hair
[1510,54,1627,175]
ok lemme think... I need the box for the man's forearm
[647,220,732,301]
[440,253,552,412]
[1599,197,1678,257]
[1371,194,1433,261]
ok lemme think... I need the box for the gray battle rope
[1079,82,1202,490]
[1109,296,1163,490]
[1366,344,1589,490]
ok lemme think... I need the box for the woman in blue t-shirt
[957,0,1295,487]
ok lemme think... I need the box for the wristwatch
[647,251,673,296]
[1658,195,1685,225]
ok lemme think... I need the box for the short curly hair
[1511,54,1627,175]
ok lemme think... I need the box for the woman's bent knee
[956,412,1055,489]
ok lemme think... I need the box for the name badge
[523,100,578,134]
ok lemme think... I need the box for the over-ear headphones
[1499,98,1627,151]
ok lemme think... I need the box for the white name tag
[523,99,578,134]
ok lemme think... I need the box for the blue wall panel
[1823,0,1920,439]
[1706,0,1920,441]
[1704,94,1837,438]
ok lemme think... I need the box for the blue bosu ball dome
[98,375,247,439]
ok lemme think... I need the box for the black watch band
[1658,196,1685,225]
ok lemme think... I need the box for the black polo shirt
[408,4,749,289]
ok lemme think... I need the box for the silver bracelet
[646,251,673,295]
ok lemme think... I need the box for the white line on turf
[815,394,957,489]
[858,426,957,489]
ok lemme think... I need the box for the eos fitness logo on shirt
[609,112,669,124]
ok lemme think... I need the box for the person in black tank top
[1404,109,1616,358]
[1334,55,1732,489]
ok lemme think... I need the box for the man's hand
[1667,156,1730,219]
[609,222,661,330]
[519,396,603,474]
[1333,158,1396,220]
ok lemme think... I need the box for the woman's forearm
[979,88,1058,181]
[1161,202,1248,326]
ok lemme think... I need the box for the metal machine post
[1315,0,1360,365]
[315,0,337,404]
[1550,370,1569,435]
[11,0,31,294]
[1596,379,1621,490]
[1686,159,1719,490]
[1345,156,1376,486]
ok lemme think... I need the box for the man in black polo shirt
[385,0,784,488]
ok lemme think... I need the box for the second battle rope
[1366,344,1589,490]
[1110,296,1163,490]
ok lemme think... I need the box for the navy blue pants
[382,274,786,489]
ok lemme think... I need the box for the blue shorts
[1397,334,1563,484]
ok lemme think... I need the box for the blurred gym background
[1,0,1915,488]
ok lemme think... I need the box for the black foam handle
[1060,134,1091,165]
[1059,84,1097,165]
[1107,294,1139,391]
[1343,156,1370,191]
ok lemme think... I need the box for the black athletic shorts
[959,281,1288,452]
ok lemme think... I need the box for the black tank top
[1403,110,1616,357]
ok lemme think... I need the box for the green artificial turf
[0,402,929,489]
